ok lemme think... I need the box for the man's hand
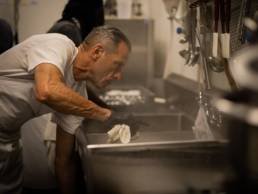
[106,111,134,127]
[106,111,148,136]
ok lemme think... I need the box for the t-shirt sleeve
[26,37,75,76]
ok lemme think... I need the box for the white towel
[107,124,131,144]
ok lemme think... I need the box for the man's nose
[113,72,122,80]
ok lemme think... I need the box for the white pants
[21,115,57,189]
[0,143,23,194]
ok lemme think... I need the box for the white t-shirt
[0,33,87,141]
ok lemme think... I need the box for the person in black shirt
[48,0,104,46]
[0,18,13,54]
[61,0,104,39]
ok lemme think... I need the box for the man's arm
[34,63,111,121]
[55,125,76,194]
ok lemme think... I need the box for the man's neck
[72,47,91,81]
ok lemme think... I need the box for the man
[47,0,107,106]
[47,0,104,47]
[0,25,131,194]
[22,1,107,192]
[22,0,105,191]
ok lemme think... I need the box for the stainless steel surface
[84,112,194,134]
[229,45,258,90]
[77,112,229,194]
[185,8,200,66]
[86,113,195,145]
[196,5,212,89]
[80,141,228,194]
[213,88,258,126]
[207,56,225,73]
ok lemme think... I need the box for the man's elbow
[35,86,52,103]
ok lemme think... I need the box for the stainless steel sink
[83,112,198,144]
[83,112,194,133]
[76,112,229,194]
[132,112,194,132]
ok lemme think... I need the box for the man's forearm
[37,81,111,121]
[34,63,111,121]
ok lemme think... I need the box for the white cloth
[107,124,131,144]
[0,33,88,139]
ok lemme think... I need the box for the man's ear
[91,43,104,61]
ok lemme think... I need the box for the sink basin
[83,112,194,133]
[81,112,196,145]
[82,112,197,144]
[77,112,229,194]
[78,138,228,194]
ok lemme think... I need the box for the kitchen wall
[18,0,67,41]
[0,0,230,90]
[0,0,67,41]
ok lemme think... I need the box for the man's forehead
[117,42,130,56]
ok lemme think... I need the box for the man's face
[89,41,130,88]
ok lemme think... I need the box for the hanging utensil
[219,0,228,58]
[207,0,225,72]
[237,0,247,43]
[220,0,238,90]
[14,0,20,44]
[223,0,231,58]
[185,7,200,66]
[212,0,219,57]
[196,5,212,89]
